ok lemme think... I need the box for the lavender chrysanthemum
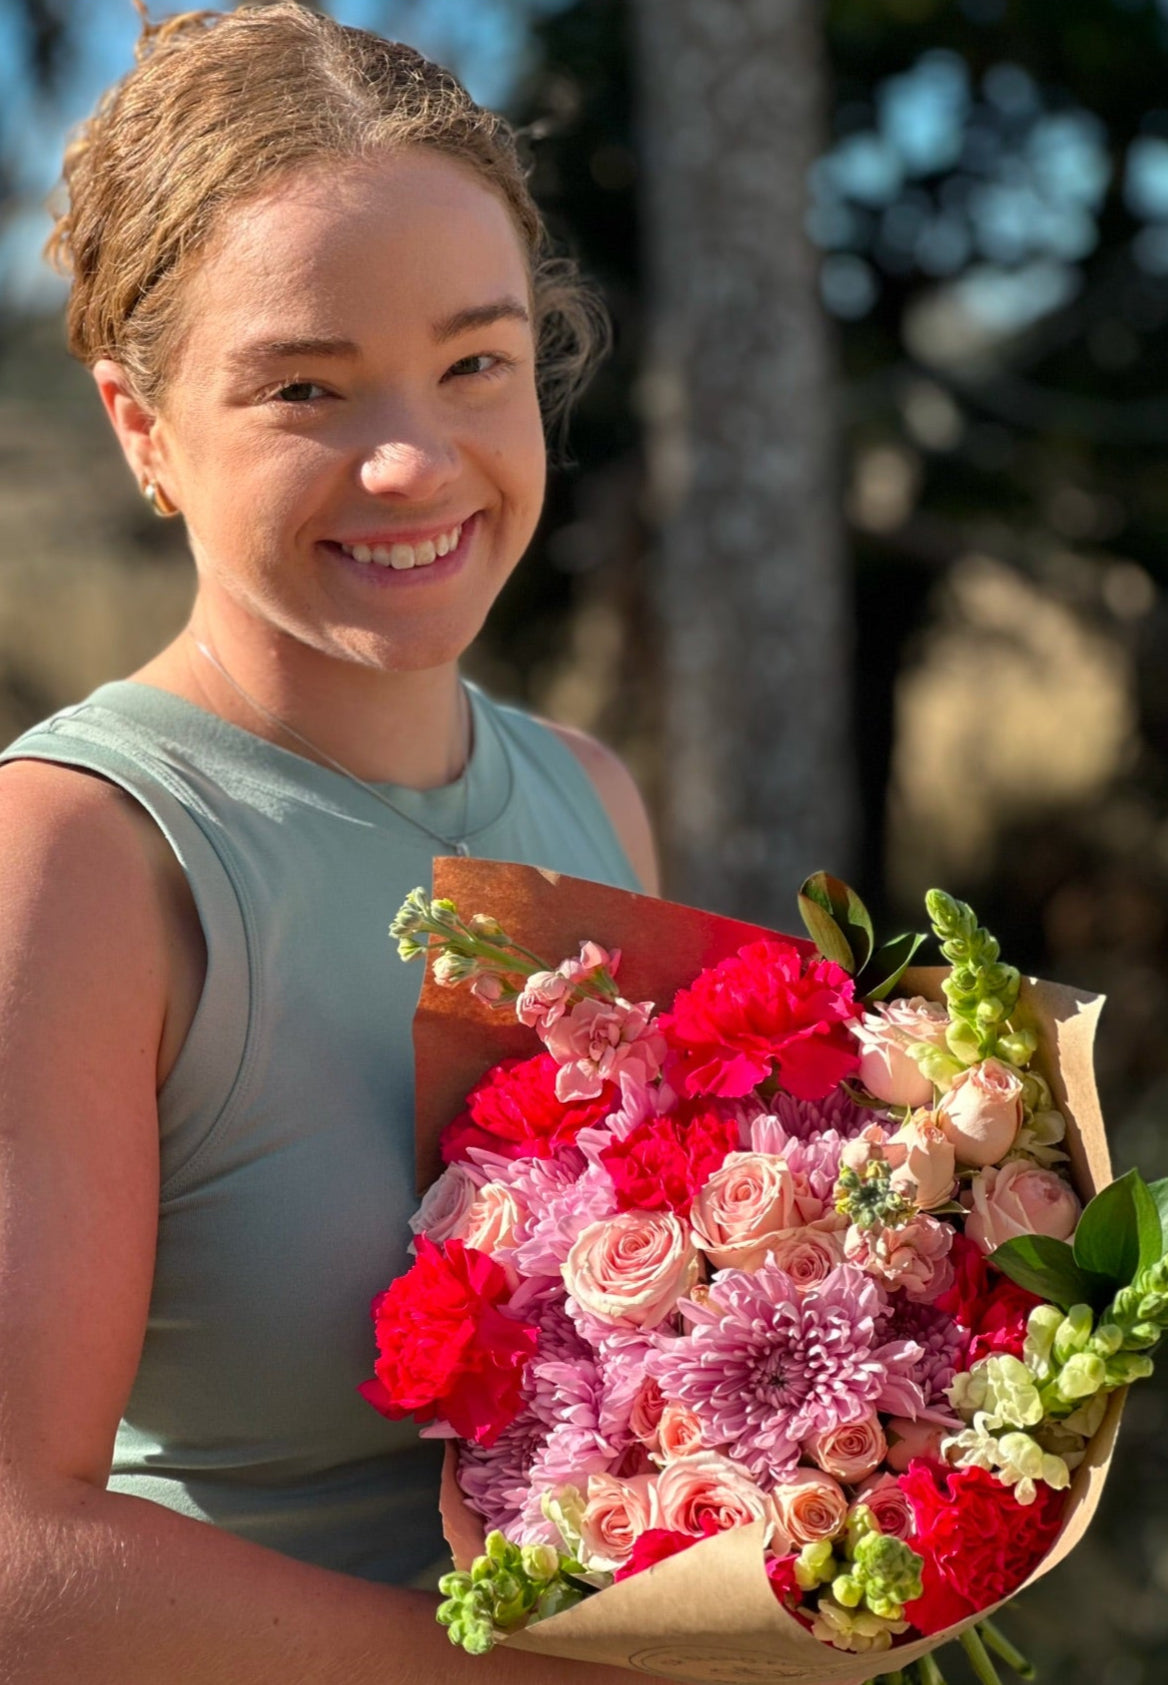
[458,1404,549,1539]
[504,1149,618,1278]
[880,1294,964,1410]
[648,1261,926,1485]
[765,1088,880,1143]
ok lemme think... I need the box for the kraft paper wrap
[413,860,1119,1685]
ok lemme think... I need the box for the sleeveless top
[0,679,641,1583]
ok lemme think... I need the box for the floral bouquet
[360,860,1166,1685]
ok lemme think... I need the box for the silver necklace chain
[186,631,474,857]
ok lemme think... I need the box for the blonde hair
[47,1,607,432]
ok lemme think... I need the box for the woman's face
[147,149,547,673]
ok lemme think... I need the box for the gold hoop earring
[143,479,180,518]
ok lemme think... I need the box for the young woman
[0,6,656,1678]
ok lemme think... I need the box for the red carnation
[599,1101,739,1217]
[358,1237,537,1447]
[900,1459,1067,1636]
[613,1521,716,1581]
[766,1553,802,1612]
[936,1233,1044,1364]
[657,940,860,1102]
[440,1052,617,1163]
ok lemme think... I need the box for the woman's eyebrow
[226,336,361,373]
[431,298,531,343]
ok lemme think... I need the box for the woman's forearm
[0,1478,627,1685]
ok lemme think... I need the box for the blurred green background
[2,1,1166,1677]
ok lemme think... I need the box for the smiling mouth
[334,519,466,571]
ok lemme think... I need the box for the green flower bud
[913,1044,967,1088]
[834,1160,915,1232]
[997,1030,1037,1067]
[1056,1352,1106,1402]
[521,1544,560,1584]
[1104,1352,1156,1386]
[975,996,1006,1029]
[1089,1323,1124,1359]
[946,1020,982,1064]
[1053,1305,1094,1363]
[795,1539,837,1590]
[432,949,479,987]
[469,913,505,938]
[1024,1305,1065,1377]
[832,1573,864,1609]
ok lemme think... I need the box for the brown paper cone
[416,861,1120,1684]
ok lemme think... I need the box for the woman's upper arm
[543,722,661,896]
[0,759,170,1494]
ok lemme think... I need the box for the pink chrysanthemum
[764,1087,880,1143]
[502,1148,619,1279]
[648,1261,926,1485]
[879,1295,965,1410]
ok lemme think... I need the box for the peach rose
[769,1467,849,1549]
[852,1473,914,1541]
[408,1162,479,1248]
[936,1057,1023,1167]
[844,1211,954,1302]
[766,1219,847,1287]
[654,1452,770,1537]
[804,1412,887,1483]
[578,1472,657,1570]
[658,1402,705,1461]
[964,1159,1081,1255]
[462,1182,526,1254]
[886,1112,956,1210]
[629,1377,666,1448]
[851,997,950,1108]
[883,1417,947,1473]
[690,1153,799,1272]
[564,1211,699,1328]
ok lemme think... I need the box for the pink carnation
[658,940,861,1102]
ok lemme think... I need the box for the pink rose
[886,1113,956,1210]
[462,1183,526,1254]
[544,996,666,1102]
[408,1162,480,1248]
[690,1152,799,1271]
[840,1123,893,1176]
[851,997,950,1108]
[654,1451,770,1537]
[804,1411,887,1483]
[769,1467,849,1549]
[852,1473,914,1541]
[629,1377,666,1448]
[884,1417,947,1473]
[766,1219,847,1288]
[579,1472,657,1570]
[964,1160,1081,1255]
[844,1211,954,1302]
[564,1211,699,1328]
[936,1057,1024,1167]
[658,1402,705,1461]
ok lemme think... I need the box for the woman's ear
[91,359,172,501]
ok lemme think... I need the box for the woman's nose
[358,410,460,501]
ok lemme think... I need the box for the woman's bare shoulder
[537,719,661,897]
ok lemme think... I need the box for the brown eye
[274,380,327,403]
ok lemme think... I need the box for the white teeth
[340,522,464,568]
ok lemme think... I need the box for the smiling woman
[0,5,652,1683]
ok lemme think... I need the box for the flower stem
[960,1624,1006,1685]
[918,1653,949,1685]
[979,1618,1037,1680]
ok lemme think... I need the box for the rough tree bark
[631,0,856,922]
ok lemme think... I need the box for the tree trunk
[631,0,855,923]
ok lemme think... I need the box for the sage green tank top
[0,679,641,1583]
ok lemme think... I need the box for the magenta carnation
[648,1261,926,1484]
[658,941,861,1102]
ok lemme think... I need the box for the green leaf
[798,873,874,973]
[1073,1168,1162,1285]
[989,1234,1114,1311]
[1148,1178,1168,1255]
[796,894,856,972]
[861,930,927,1002]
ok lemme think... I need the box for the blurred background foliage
[1,0,1167,1677]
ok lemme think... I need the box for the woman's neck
[133,603,471,791]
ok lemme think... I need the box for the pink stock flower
[658,940,861,1102]
[515,942,620,1036]
[850,997,950,1109]
[964,1159,1081,1254]
[544,996,667,1103]
[804,1411,887,1483]
[648,1261,926,1485]
[689,1152,800,1271]
[844,1212,955,1303]
[769,1467,850,1548]
[654,1451,770,1536]
[564,1210,700,1329]
[936,1058,1024,1168]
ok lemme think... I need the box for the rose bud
[883,1417,947,1473]
[936,1057,1024,1167]
[804,1411,887,1484]
[964,1160,1081,1254]
[658,1402,705,1461]
[886,1112,956,1210]
[851,1472,914,1541]
[850,997,950,1109]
